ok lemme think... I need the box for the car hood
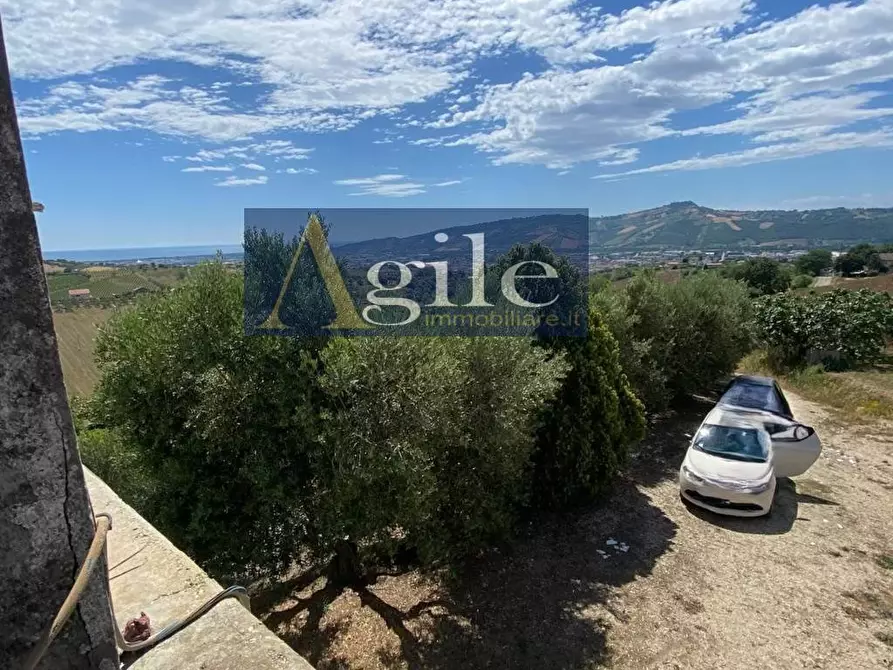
[685,448,774,485]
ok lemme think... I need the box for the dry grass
[738,351,893,423]
[810,274,893,294]
[53,308,111,397]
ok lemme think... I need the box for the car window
[720,380,785,415]
[693,424,769,463]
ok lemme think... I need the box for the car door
[768,423,822,477]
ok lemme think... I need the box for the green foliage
[754,289,893,371]
[314,337,568,564]
[89,251,575,577]
[722,257,792,295]
[795,249,833,277]
[834,243,889,276]
[92,261,323,579]
[592,271,755,412]
[71,397,155,505]
[790,273,814,289]
[531,306,645,509]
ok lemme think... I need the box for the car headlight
[681,464,704,484]
[740,480,773,494]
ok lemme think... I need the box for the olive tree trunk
[0,14,118,669]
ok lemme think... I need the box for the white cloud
[215,174,269,187]
[6,0,893,176]
[281,167,318,174]
[334,173,426,197]
[594,128,893,178]
[182,165,233,172]
[242,162,266,171]
[432,0,893,170]
[433,180,462,187]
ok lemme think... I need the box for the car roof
[702,406,775,432]
[718,375,794,419]
[730,374,776,386]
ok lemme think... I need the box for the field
[810,274,893,294]
[52,308,112,397]
[47,266,188,307]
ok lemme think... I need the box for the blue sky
[4,0,893,250]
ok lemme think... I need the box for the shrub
[90,257,571,579]
[795,249,833,277]
[592,271,755,412]
[531,305,646,509]
[92,261,323,579]
[722,257,792,295]
[485,244,645,509]
[313,337,568,567]
[754,288,893,371]
[790,273,814,289]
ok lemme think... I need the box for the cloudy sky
[4,0,893,250]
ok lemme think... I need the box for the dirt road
[266,390,893,670]
[601,391,893,669]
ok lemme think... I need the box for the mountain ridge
[590,201,893,250]
[331,202,893,263]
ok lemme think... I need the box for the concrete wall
[85,469,314,670]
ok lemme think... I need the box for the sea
[42,245,244,266]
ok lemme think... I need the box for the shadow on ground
[257,391,751,669]
[260,479,677,670]
[680,476,840,537]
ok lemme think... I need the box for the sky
[4,0,893,250]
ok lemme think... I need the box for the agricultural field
[52,308,112,397]
[46,265,189,308]
[810,274,893,294]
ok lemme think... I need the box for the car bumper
[678,472,774,517]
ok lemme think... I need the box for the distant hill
[333,203,893,262]
[335,213,590,264]
[591,201,893,250]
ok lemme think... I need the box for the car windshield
[720,381,785,415]
[693,424,768,463]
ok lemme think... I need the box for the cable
[23,514,112,670]
[23,512,250,669]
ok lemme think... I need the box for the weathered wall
[0,14,118,669]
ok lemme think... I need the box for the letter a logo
[260,213,369,330]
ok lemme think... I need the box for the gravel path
[605,390,893,670]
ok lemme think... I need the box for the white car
[679,375,822,517]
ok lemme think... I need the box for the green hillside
[591,201,893,250]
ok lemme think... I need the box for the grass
[739,350,893,423]
[877,555,893,571]
[46,266,189,306]
[808,274,893,294]
[53,308,112,397]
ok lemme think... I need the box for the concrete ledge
[85,469,314,670]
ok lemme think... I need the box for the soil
[259,390,893,670]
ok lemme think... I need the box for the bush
[795,249,833,277]
[484,243,645,510]
[722,257,792,295]
[592,271,755,412]
[90,257,572,579]
[754,288,893,371]
[92,261,323,579]
[531,306,645,509]
[313,337,568,566]
[790,273,814,289]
